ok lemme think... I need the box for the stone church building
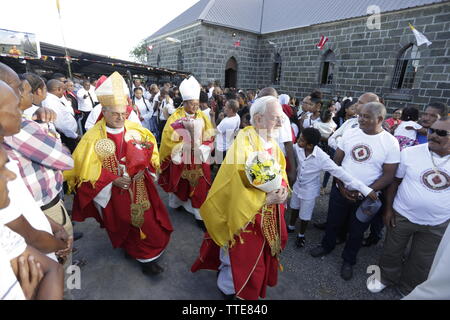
[146,0,450,110]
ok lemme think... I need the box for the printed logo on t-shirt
[351,144,372,162]
[421,169,450,192]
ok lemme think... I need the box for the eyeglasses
[270,116,285,124]
[108,111,129,118]
[429,128,450,137]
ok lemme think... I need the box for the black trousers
[321,184,382,265]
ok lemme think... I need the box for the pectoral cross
[181,165,204,188]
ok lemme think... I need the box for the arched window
[392,43,420,90]
[225,56,238,88]
[177,50,184,70]
[320,50,336,85]
[271,53,282,85]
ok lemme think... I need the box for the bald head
[359,92,379,104]
[0,80,22,137]
[0,62,21,96]
[47,79,64,97]
[258,87,278,99]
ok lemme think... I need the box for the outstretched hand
[32,107,57,123]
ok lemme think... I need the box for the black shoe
[362,236,380,247]
[141,261,164,275]
[220,291,236,300]
[310,246,329,258]
[73,232,83,241]
[124,251,133,260]
[196,220,207,232]
[314,222,327,230]
[287,227,296,233]
[295,236,306,248]
[340,261,353,281]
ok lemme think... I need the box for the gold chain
[260,204,281,257]
[430,151,450,174]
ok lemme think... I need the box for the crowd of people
[0,60,449,300]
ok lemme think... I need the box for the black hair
[427,102,448,117]
[400,106,419,121]
[302,127,321,146]
[320,110,333,123]
[23,73,45,93]
[199,91,209,103]
[133,87,143,93]
[52,72,65,79]
[336,99,357,119]
[309,89,323,104]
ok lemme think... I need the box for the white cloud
[0,0,199,60]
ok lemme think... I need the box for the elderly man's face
[428,119,450,155]
[256,101,283,137]
[358,104,382,133]
[421,107,441,129]
[102,105,128,129]
[184,100,199,115]
[0,147,17,209]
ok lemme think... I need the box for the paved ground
[67,176,401,300]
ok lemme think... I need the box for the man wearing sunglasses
[369,113,450,297]
[417,102,447,144]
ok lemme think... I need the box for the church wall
[259,2,450,112]
[147,2,450,112]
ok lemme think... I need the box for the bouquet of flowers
[125,137,154,177]
[170,117,190,130]
[245,151,282,193]
[171,116,204,147]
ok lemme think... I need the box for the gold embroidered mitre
[95,71,129,107]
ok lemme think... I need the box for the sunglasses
[429,128,450,137]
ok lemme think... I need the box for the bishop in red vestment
[65,72,173,275]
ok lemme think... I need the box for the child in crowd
[313,109,337,142]
[287,128,376,248]
[394,106,426,150]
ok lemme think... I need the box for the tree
[129,41,148,63]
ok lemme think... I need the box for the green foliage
[129,41,148,63]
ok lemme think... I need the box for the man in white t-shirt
[311,102,400,281]
[212,99,240,164]
[369,117,450,296]
[328,93,380,150]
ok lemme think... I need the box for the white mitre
[179,76,201,101]
[95,71,130,108]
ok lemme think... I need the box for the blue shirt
[417,132,428,144]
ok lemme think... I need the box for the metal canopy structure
[0,41,190,82]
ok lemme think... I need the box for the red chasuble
[72,130,173,260]
[191,147,288,300]
[158,154,212,209]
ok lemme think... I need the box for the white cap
[179,76,201,101]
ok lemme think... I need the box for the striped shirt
[3,118,74,206]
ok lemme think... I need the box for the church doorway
[225,57,237,88]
